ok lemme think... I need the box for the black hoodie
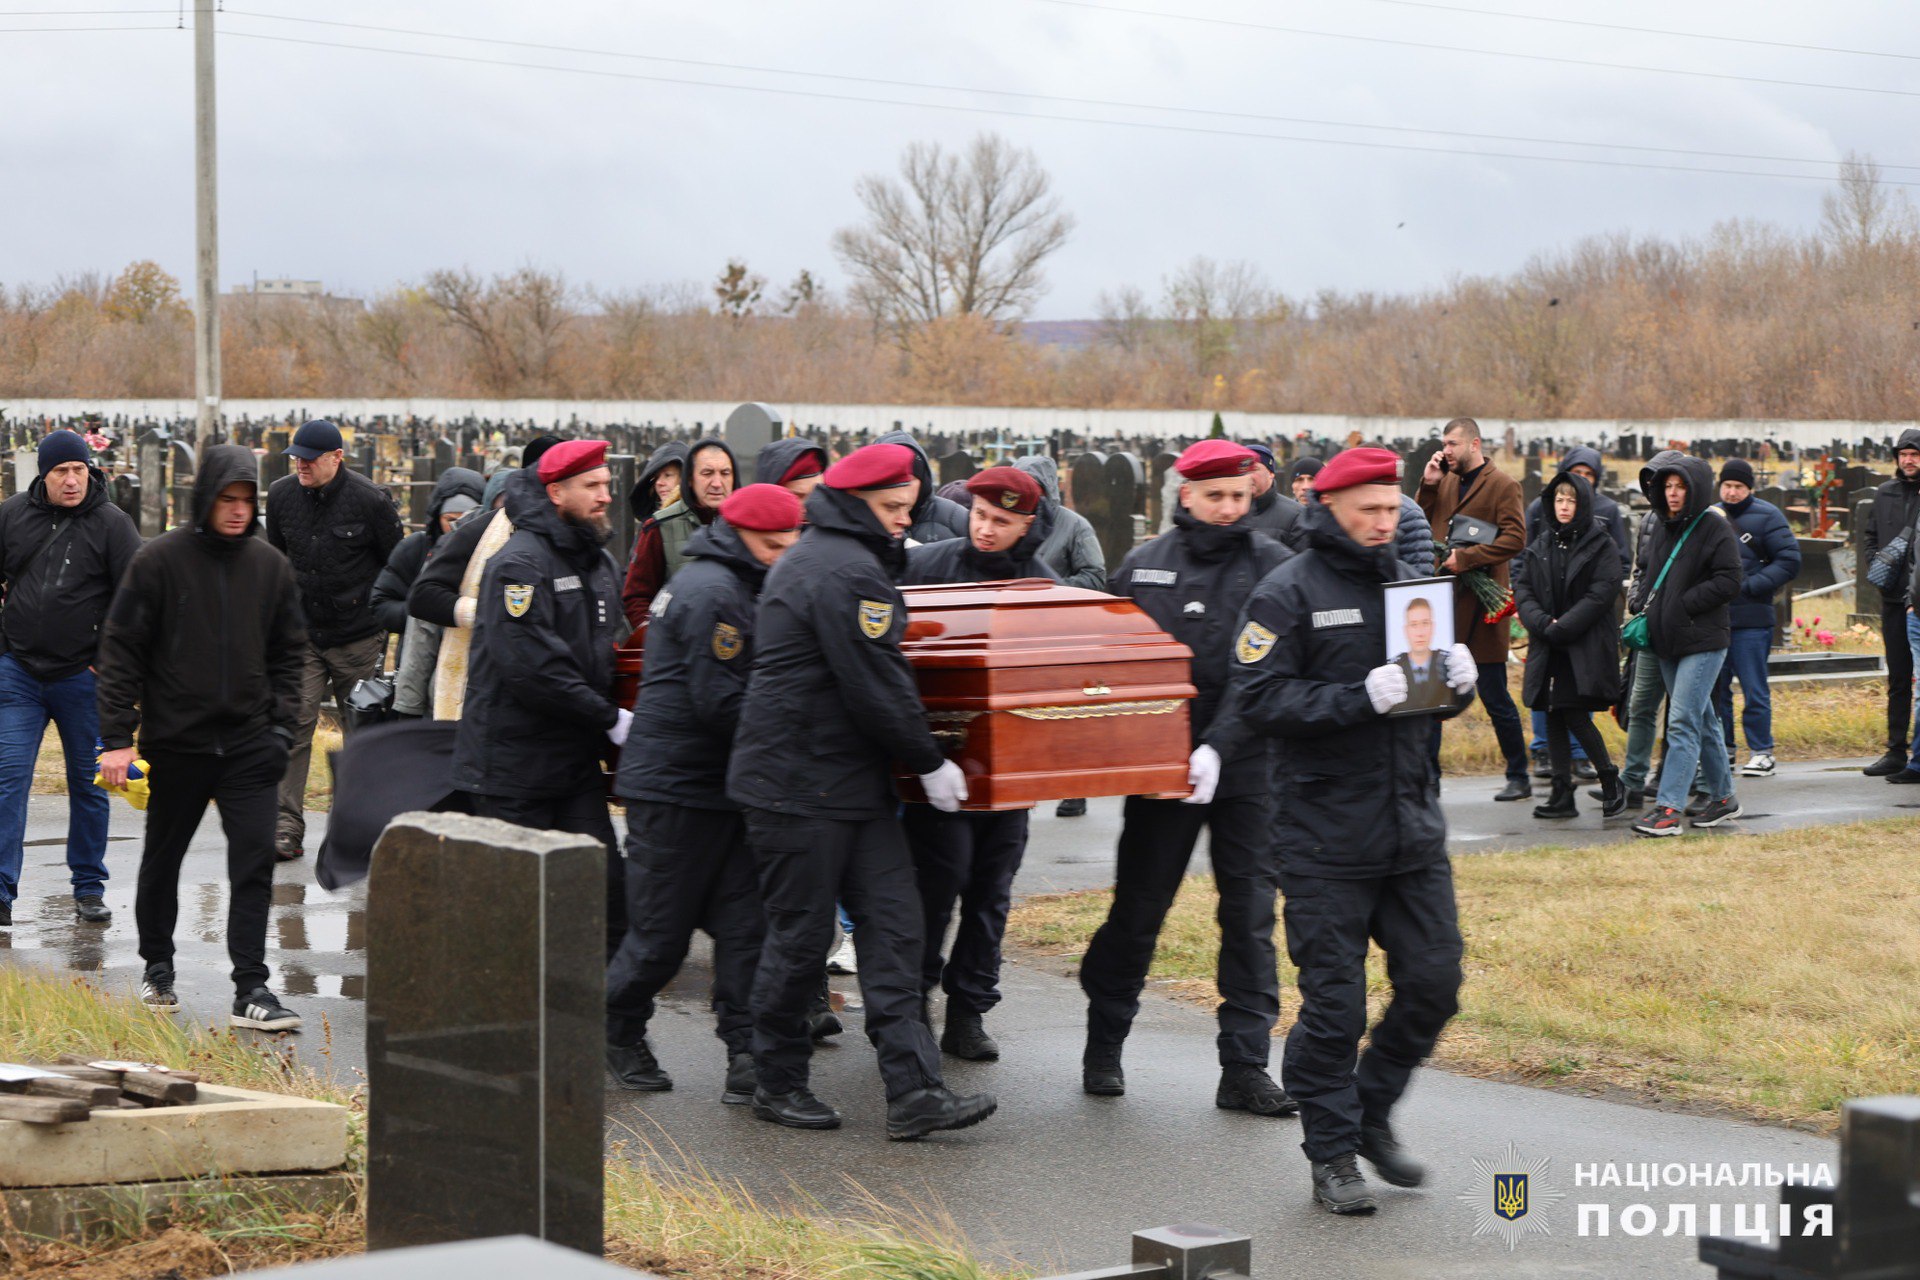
[1864,426,1920,607]
[726,485,946,819]
[630,441,690,521]
[452,467,622,799]
[753,438,829,488]
[370,466,484,637]
[1632,452,1741,659]
[616,519,769,809]
[0,466,141,681]
[95,445,306,754]
[874,431,966,543]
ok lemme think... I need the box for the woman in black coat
[1514,473,1625,819]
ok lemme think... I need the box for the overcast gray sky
[3,1,1914,318]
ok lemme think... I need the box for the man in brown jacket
[1417,417,1531,800]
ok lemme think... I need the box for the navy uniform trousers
[1079,793,1279,1067]
[901,805,1028,1016]
[1280,861,1464,1162]
[604,801,763,1057]
[743,809,943,1101]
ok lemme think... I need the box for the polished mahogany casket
[894,580,1195,810]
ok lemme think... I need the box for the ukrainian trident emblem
[1493,1173,1528,1221]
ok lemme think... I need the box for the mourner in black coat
[1513,473,1625,819]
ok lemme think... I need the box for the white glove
[919,760,968,812]
[1445,643,1478,693]
[1182,744,1221,806]
[607,708,633,746]
[1365,664,1409,715]
[453,596,477,629]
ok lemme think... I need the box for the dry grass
[1006,818,1920,1132]
[1436,662,1885,776]
[0,968,1006,1279]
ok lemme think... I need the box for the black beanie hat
[38,430,91,478]
[1719,458,1756,489]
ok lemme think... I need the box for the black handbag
[1448,513,1499,547]
[344,674,398,731]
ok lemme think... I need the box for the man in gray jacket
[1011,455,1106,589]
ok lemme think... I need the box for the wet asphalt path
[1,756,1894,1274]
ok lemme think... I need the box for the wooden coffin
[895,580,1196,811]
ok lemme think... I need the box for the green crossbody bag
[1622,513,1702,652]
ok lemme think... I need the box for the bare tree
[713,259,766,322]
[423,265,576,394]
[1821,151,1917,256]
[1096,284,1153,355]
[833,132,1074,332]
[1161,257,1285,374]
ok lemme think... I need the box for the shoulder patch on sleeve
[503,584,534,618]
[1235,620,1277,664]
[711,621,743,660]
[857,599,893,639]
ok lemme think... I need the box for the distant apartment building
[224,277,364,313]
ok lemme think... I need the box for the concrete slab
[0,1082,350,1188]
[1,1171,357,1241]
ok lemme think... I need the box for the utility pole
[193,0,220,447]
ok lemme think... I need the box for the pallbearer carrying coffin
[899,466,1059,1062]
[727,442,998,1140]
[1076,440,1296,1115]
[604,484,804,1104]
[1224,447,1478,1216]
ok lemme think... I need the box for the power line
[1033,0,1920,102]
[1359,0,1920,65]
[0,7,172,12]
[0,21,173,29]
[215,27,1920,188]
[215,8,1912,173]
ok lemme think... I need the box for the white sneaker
[1742,753,1777,778]
[827,933,858,975]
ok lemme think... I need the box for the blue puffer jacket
[1717,494,1801,631]
[1290,492,1433,574]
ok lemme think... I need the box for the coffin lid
[902,579,1193,669]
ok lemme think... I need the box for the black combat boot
[1054,797,1088,817]
[606,1040,671,1092]
[721,1052,755,1106]
[1358,1119,1427,1187]
[808,979,842,1041]
[940,1010,1000,1061]
[1082,1042,1125,1096]
[1529,747,1551,779]
[1493,776,1533,802]
[1310,1153,1379,1214]
[752,1086,842,1130]
[1215,1064,1299,1116]
[1531,778,1577,820]
[886,1085,997,1140]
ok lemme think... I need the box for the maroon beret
[537,439,610,484]
[1175,439,1257,481]
[965,466,1042,516]
[1313,447,1404,494]
[780,450,826,483]
[823,442,917,491]
[721,483,804,532]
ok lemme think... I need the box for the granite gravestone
[1406,440,1441,496]
[723,402,781,466]
[938,450,978,485]
[366,814,605,1256]
[1103,452,1144,564]
[606,455,637,567]
[1070,452,1120,571]
[137,433,168,537]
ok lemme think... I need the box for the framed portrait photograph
[1381,577,1468,717]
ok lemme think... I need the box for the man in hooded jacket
[95,445,307,1031]
[1077,441,1296,1116]
[1225,447,1480,1215]
[370,466,483,662]
[1860,427,1920,776]
[407,435,562,632]
[1010,455,1107,590]
[727,442,995,1139]
[623,439,737,627]
[898,468,1058,1061]
[875,430,967,544]
[606,484,804,1103]
[453,441,630,959]
[754,438,830,498]
[0,431,141,927]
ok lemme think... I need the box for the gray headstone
[723,402,782,464]
[607,454,637,569]
[409,458,436,528]
[1103,452,1144,557]
[1407,441,1441,496]
[938,450,978,485]
[433,437,456,476]
[262,429,293,490]
[1852,498,1882,614]
[366,814,605,1255]
[280,1236,647,1279]
[1070,452,1125,573]
[137,435,168,537]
